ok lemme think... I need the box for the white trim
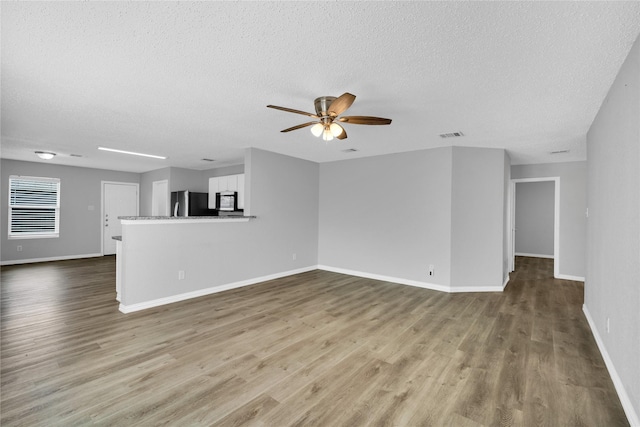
[119,265,317,313]
[503,274,510,289]
[556,274,585,282]
[151,179,169,217]
[511,177,560,279]
[0,253,103,266]
[318,265,451,292]
[101,181,139,256]
[583,305,640,427]
[515,252,554,259]
[120,217,251,225]
[317,265,505,294]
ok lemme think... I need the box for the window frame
[8,175,61,240]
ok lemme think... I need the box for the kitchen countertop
[118,215,255,220]
[117,215,256,225]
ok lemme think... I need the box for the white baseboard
[583,304,640,427]
[515,252,554,259]
[449,284,506,293]
[555,273,585,282]
[318,265,451,292]
[317,265,505,294]
[119,265,318,313]
[0,253,103,266]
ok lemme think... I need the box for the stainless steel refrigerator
[170,191,216,217]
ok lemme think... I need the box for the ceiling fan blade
[338,116,392,125]
[327,93,356,117]
[280,121,319,133]
[267,105,319,118]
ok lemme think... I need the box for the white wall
[511,161,587,279]
[584,34,639,425]
[515,181,554,257]
[0,159,140,263]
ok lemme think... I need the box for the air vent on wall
[439,131,464,138]
[550,150,570,154]
[201,158,216,162]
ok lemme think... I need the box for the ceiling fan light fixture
[35,151,56,160]
[329,123,344,137]
[310,123,324,137]
[322,128,334,141]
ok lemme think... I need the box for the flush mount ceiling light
[267,92,392,141]
[35,151,56,160]
[98,147,167,159]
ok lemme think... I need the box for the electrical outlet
[292,253,297,261]
[428,265,434,277]
[17,245,22,252]
[606,317,610,333]
[178,270,185,280]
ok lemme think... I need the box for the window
[8,176,60,239]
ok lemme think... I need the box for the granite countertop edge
[118,215,256,220]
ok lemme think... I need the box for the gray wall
[318,148,453,287]
[1,159,139,263]
[502,152,511,283]
[170,167,205,193]
[450,147,507,289]
[139,167,170,216]
[511,161,587,279]
[121,148,319,305]
[201,164,244,180]
[318,146,508,290]
[585,34,639,424]
[515,181,554,257]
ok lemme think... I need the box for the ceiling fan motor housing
[314,96,337,117]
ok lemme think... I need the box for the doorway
[508,177,559,278]
[151,180,169,216]
[102,182,139,255]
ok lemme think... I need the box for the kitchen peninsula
[116,214,262,313]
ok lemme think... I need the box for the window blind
[8,176,60,238]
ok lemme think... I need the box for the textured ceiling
[2,1,639,173]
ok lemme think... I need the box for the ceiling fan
[267,92,392,141]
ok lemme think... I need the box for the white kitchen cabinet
[208,174,245,210]
[208,178,220,209]
[237,174,245,209]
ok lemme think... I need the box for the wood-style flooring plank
[0,256,629,426]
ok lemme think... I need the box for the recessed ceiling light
[98,147,167,159]
[35,151,56,160]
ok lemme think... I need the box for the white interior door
[103,182,139,255]
[152,180,169,216]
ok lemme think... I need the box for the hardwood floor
[1,256,628,426]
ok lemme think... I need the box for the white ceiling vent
[550,150,570,154]
[342,148,358,153]
[439,132,464,138]
[201,158,216,162]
